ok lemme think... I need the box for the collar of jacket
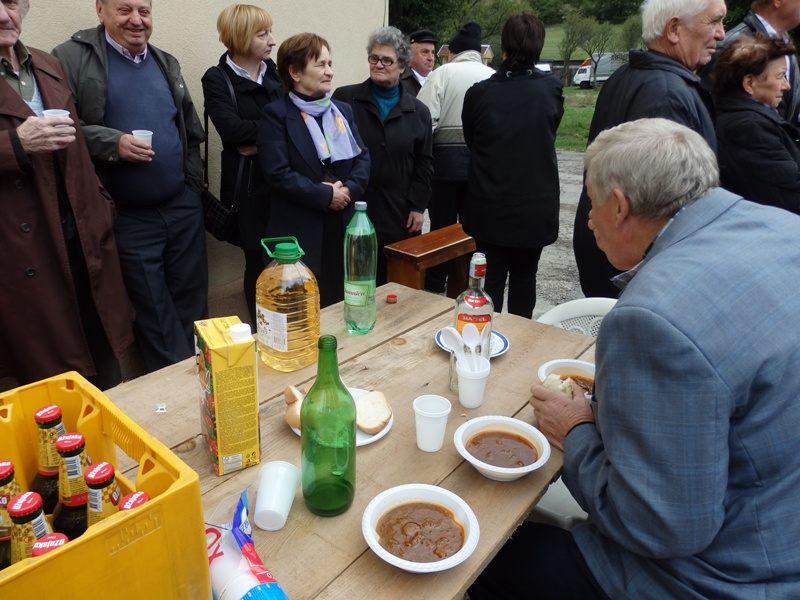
[352,78,417,115]
[448,50,483,64]
[630,48,701,83]
[715,91,791,125]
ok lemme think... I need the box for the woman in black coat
[714,34,800,215]
[202,4,282,326]
[332,26,433,285]
[461,12,563,318]
[257,33,370,308]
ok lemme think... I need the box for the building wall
[22,0,387,186]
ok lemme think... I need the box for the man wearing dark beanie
[418,22,493,293]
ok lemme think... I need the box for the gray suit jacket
[565,188,800,598]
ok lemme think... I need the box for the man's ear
[611,188,631,226]
[663,16,682,46]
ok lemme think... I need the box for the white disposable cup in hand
[253,461,300,531]
[43,109,70,127]
[456,356,491,409]
[413,395,452,452]
[132,129,153,145]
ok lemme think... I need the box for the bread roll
[542,374,574,398]
[284,385,305,430]
[355,390,392,434]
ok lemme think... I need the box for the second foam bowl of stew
[454,416,551,482]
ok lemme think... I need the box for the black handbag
[202,66,244,243]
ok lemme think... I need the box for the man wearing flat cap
[417,22,493,292]
[401,29,436,96]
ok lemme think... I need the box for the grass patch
[542,23,624,62]
[556,86,598,152]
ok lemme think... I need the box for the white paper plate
[290,388,393,447]
[435,328,509,358]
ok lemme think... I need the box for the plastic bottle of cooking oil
[255,237,320,372]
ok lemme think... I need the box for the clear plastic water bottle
[343,201,377,334]
[256,237,320,372]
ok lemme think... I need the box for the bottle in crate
[450,252,494,391]
[0,460,22,570]
[301,336,356,516]
[52,433,91,540]
[85,462,120,525]
[30,404,66,514]
[256,237,320,372]
[8,491,52,564]
[343,201,377,334]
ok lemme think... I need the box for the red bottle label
[464,295,487,308]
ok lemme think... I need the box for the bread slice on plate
[355,390,392,435]
[284,385,305,430]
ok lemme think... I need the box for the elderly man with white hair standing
[573,0,726,299]
[470,118,800,600]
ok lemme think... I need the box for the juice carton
[195,317,261,476]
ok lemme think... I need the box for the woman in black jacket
[202,4,282,326]
[461,12,563,318]
[714,34,800,215]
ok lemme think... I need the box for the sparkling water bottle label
[344,281,373,307]
[256,307,289,352]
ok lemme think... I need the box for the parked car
[573,53,626,88]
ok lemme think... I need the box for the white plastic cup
[456,356,491,409]
[413,395,452,452]
[253,461,300,531]
[43,109,70,127]
[132,129,153,145]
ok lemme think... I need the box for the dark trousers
[469,522,611,600]
[477,241,544,319]
[424,178,467,293]
[573,191,622,298]
[114,186,208,372]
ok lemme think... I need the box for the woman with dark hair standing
[257,33,370,308]
[461,11,563,318]
[714,33,800,214]
[332,26,433,285]
[202,4,282,326]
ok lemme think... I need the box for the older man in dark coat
[572,0,725,298]
[0,0,133,389]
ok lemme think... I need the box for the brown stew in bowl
[466,431,538,468]
[376,502,464,562]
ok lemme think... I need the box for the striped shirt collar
[105,30,147,63]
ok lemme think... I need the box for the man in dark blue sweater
[53,0,208,373]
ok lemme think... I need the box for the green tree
[528,0,564,25]
[618,13,643,52]
[579,20,615,85]
[558,14,594,84]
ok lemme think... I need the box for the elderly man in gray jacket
[53,0,207,373]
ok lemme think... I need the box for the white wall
[22,0,387,186]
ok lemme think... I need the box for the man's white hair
[21,0,30,18]
[585,118,719,220]
[640,0,709,44]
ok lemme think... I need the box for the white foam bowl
[454,416,551,482]
[537,359,595,383]
[362,483,480,573]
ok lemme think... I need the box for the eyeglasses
[368,55,396,67]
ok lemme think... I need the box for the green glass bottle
[301,335,356,516]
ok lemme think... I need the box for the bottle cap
[31,532,69,557]
[229,323,252,342]
[34,405,62,424]
[56,432,85,454]
[84,461,115,485]
[354,201,367,211]
[386,294,397,304]
[8,491,43,518]
[0,460,14,481]
[120,491,150,510]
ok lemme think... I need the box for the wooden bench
[384,223,476,299]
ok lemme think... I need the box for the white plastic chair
[536,297,617,337]
[529,297,616,529]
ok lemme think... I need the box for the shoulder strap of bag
[204,65,245,207]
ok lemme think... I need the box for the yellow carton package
[195,316,261,476]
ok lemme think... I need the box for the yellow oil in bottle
[256,238,320,372]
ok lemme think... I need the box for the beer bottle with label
[85,462,120,525]
[30,405,66,514]
[9,491,52,564]
[52,433,91,540]
[0,461,22,570]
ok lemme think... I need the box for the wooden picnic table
[105,283,596,599]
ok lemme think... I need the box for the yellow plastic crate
[0,372,210,598]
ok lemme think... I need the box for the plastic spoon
[462,323,481,371]
[441,327,469,370]
[478,323,492,358]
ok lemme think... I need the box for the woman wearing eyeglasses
[332,26,433,285]
[257,33,370,307]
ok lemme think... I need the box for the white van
[573,53,625,88]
